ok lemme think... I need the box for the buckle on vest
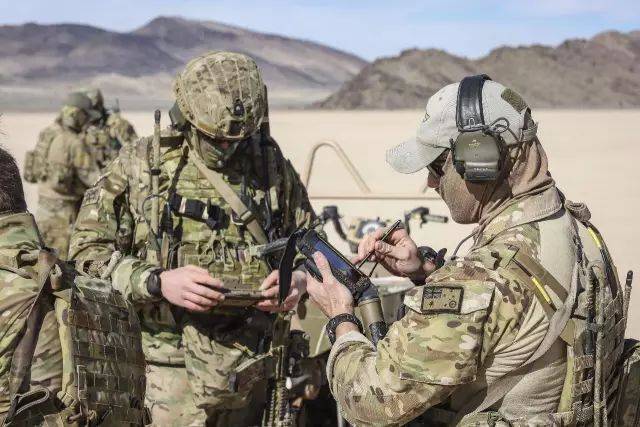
[231,209,255,227]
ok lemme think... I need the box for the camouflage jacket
[38,127,100,202]
[326,188,585,426]
[0,213,62,415]
[84,112,138,170]
[69,130,314,364]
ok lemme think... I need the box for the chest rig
[3,249,148,426]
[132,136,284,297]
[432,203,636,427]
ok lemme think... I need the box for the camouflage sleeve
[69,156,158,304]
[326,260,532,426]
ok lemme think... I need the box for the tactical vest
[440,204,639,426]
[24,124,61,184]
[2,250,149,426]
[127,136,282,302]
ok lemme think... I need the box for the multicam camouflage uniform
[83,89,138,169]
[26,95,100,259]
[0,212,147,426]
[70,52,315,426]
[326,187,627,426]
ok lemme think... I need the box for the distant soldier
[24,93,100,258]
[306,76,636,425]
[70,52,315,426]
[83,89,138,169]
[0,146,148,426]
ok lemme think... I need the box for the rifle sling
[7,250,58,417]
[189,148,269,245]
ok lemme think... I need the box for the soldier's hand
[159,266,225,312]
[256,270,306,312]
[306,252,354,319]
[352,228,431,282]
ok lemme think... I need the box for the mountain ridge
[318,30,640,109]
[0,16,367,110]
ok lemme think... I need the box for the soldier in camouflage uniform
[82,89,138,169]
[69,52,314,426]
[25,93,100,259]
[0,147,147,426]
[306,78,627,425]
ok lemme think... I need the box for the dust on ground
[2,109,638,337]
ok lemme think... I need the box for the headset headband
[456,74,492,131]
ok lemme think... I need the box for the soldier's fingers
[282,289,299,311]
[261,285,279,298]
[183,291,218,307]
[190,273,225,289]
[255,299,279,311]
[186,283,225,302]
[259,270,279,291]
[312,252,336,284]
[375,241,410,261]
[183,300,211,313]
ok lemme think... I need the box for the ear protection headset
[451,74,506,182]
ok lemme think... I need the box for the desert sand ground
[1,109,639,338]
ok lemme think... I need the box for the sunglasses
[426,150,449,178]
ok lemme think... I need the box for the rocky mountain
[318,30,640,109]
[0,16,366,110]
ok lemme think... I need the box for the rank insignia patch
[421,285,464,314]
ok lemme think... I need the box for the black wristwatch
[146,268,165,299]
[326,313,363,345]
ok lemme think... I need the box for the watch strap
[326,313,363,345]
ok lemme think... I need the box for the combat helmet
[172,51,266,142]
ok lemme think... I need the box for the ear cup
[453,131,503,181]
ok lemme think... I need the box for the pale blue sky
[1,0,639,60]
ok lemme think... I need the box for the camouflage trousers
[146,362,266,427]
[36,196,81,259]
[146,313,271,427]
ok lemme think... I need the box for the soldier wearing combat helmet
[306,76,634,425]
[70,52,315,426]
[23,92,100,258]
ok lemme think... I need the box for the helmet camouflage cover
[173,51,266,141]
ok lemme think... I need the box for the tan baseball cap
[386,79,536,174]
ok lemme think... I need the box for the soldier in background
[83,88,138,169]
[0,146,147,426]
[306,76,629,425]
[23,92,100,258]
[70,51,315,426]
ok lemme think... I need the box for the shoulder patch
[421,285,464,314]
